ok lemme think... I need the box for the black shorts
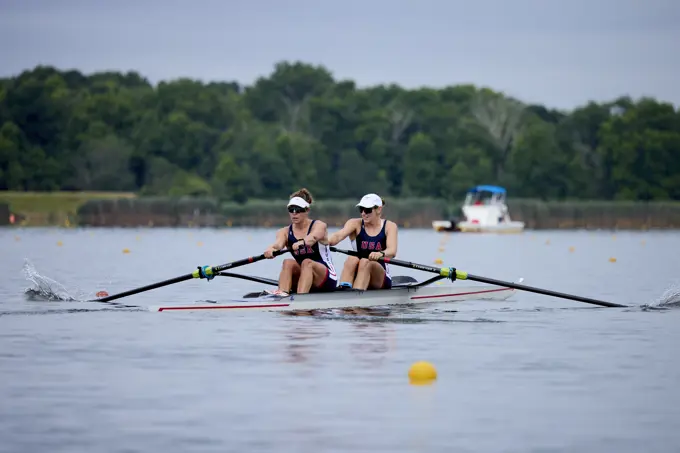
[311,266,337,292]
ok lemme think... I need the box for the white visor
[287,196,310,209]
[356,193,383,208]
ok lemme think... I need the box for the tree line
[1,62,679,203]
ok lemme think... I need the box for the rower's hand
[292,240,305,251]
[264,247,276,259]
[368,251,384,261]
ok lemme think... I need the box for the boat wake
[21,259,86,302]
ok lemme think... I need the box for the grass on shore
[0,191,136,226]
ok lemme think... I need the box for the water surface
[1,227,679,453]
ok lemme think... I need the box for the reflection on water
[283,323,331,364]
[280,316,397,365]
[348,322,396,365]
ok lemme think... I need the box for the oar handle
[329,247,626,308]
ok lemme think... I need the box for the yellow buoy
[197,241,203,246]
[57,241,63,246]
[434,258,443,264]
[122,248,131,254]
[609,257,616,263]
[408,361,437,385]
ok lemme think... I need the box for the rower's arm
[383,221,398,258]
[302,221,328,247]
[328,219,359,246]
[268,227,288,251]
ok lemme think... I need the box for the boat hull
[150,284,516,312]
[456,220,525,233]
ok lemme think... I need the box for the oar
[330,247,627,308]
[92,250,289,303]
[217,272,279,287]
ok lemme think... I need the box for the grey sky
[1,0,678,110]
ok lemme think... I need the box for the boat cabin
[463,185,507,207]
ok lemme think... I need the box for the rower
[327,193,398,291]
[263,188,338,296]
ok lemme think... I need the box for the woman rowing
[263,188,337,296]
[327,193,398,290]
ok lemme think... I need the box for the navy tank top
[287,220,337,277]
[354,220,391,279]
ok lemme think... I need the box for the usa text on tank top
[287,220,333,270]
[355,219,388,264]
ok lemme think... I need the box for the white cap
[287,196,310,208]
[356,193,383,208]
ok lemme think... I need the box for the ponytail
[290,188,314,205]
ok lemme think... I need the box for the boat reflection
[281,310,397,365]
[348,321,396,366]
[282,323,330,364]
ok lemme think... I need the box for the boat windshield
[464,190,506,206]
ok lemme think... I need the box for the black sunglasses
[288,206,308,214]
[359,206,377,214]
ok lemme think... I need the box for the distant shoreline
[2,191,680,230]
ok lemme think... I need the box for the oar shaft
[217,272,279,287]
[329,247,626,308]
[331,247,445,274]
[464,273,627,308]
[96,274,193,302]
[211,249,287,273]
[94,249,289,303]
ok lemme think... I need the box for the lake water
[1,227,680,453]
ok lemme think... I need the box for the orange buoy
[96,291,109,298]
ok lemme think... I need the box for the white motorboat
[433,185,525,233]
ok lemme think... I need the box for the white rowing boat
[150,276,517,312]
[94,247,625,311]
